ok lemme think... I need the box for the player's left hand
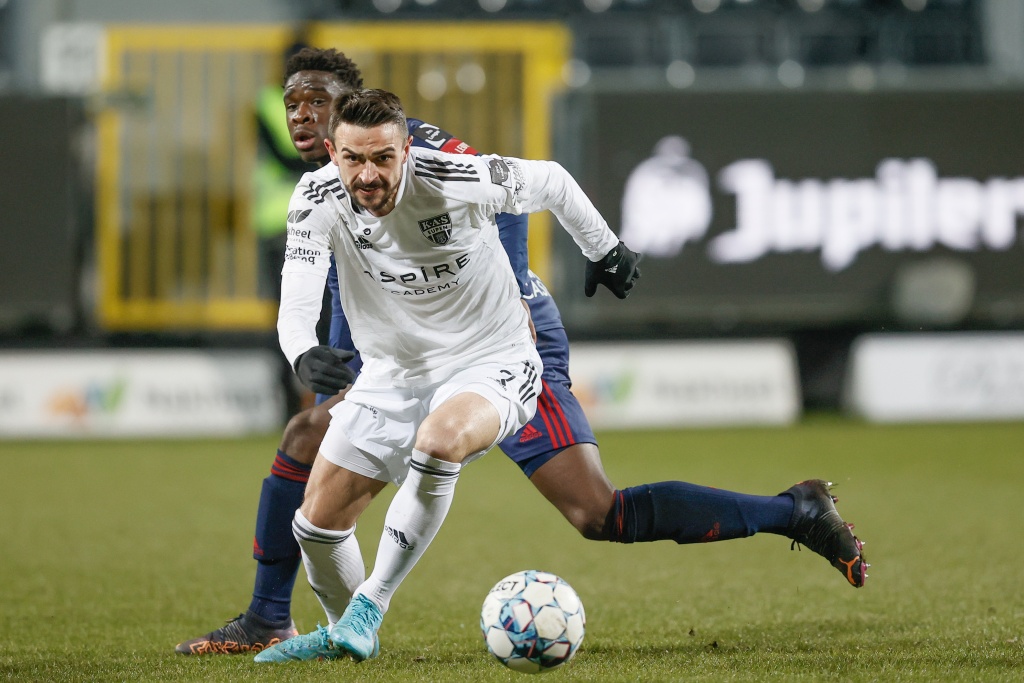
[584,241,641,299]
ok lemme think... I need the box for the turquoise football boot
[328,594,383,661]
[253,624,345,663]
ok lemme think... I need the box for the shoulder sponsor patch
[488,158,513,188]
[418,213,453,245]
[287,209,312,223]
[411,123,449,149]
[441,138,477,155]
[410,119,478,155]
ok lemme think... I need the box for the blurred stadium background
[1,0,1023,438]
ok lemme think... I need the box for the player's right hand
[294,345,357,394]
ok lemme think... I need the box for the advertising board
[556,89,1024,335]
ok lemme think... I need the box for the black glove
[584,241,642,299]
[294,345,357,394]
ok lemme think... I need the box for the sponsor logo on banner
[418,213,453,245]
[568,341,800,428]
[711,158,1024,271]
[0,351,284,438]
[48,377,127,423]
[622,139,1024,271]
[847,332,1024,422]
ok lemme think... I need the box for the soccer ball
[480,570,586,674]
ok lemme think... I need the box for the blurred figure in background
[252,76,316,301]
[253,37,332,413]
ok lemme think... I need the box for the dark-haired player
[175,48,866,657]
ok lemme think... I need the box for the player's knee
[414,434,460,462]
[280,405,332,466]
[414,424,475,463]
[564,507,612,541]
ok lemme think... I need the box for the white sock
[358,449,461,613]
[293,509,365,626]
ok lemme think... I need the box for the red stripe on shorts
[537,380,572,449]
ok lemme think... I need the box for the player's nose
[291,102,312,123]
[359,162,378,181]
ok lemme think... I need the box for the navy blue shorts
[497,325,596,477]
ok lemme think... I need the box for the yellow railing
[96,22,569,331]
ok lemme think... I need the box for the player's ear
[325,136,339,166]
[402,134,412,161]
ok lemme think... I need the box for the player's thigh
[423,357,542,464]
[303,448,387,530]
[417,392,500,461]
[324,384,425,486]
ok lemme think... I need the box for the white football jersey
[278,146,618,388]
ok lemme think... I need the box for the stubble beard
[351,178,399,215]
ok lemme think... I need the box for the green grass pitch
[2,417,1023,682]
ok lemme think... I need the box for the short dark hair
[284,47,363,90]
[328,89,407,138]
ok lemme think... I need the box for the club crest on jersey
[418,213,453,245]
[488,158,513,188]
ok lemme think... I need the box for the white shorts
[320,355,542,485]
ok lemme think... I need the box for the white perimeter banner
[568,341,800,429]
[0,350,285,438]
[846,332,1024,422]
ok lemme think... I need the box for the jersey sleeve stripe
[413,171,481,182]
[414,158,477,171]
[301,178,347,204]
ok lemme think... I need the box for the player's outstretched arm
[509,157,639,299]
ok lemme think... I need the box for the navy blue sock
[248,450,310,625]
[608,481,794,544]
[249,560,300,625]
